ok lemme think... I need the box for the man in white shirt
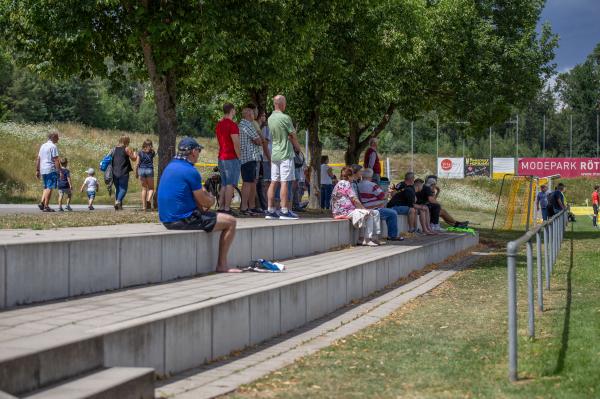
[35,131,61,212]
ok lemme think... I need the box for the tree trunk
[248,87,268,115]
[344,121,364,165]
[344,103,396,165]
[140,34,178,188]
[307,108,322,209]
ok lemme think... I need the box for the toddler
[57,158,73,211]
[80,168,99,210]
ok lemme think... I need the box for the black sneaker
[42,207,55,213]
[250,208,265,214]
[65,205,73,211]
[58,207,64,212]
[88,205,95,210]
[38,203,45,211]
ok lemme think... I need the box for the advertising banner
[437,157,465,179]
[518,158,600,178]
[493,158,515,179]
[465,158,491,177]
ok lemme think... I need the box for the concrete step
[0,216,415,310]
[22,367,154,399]
[0,232,477,396]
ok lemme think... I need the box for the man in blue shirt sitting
[158,137,240,273]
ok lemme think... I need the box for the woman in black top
[137,139,156,211]
[112,136,137,210]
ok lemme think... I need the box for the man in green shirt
[266,95,301,220]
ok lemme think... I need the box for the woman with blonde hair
[137,139,156,211]
[112,135,137,210]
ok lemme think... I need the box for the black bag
[294,151,305,168]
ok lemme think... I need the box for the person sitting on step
[331,166,382,246]
[158,137,241,273]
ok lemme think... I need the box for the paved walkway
[0,234,443,356]
[156,251,483,398]
[0,204,118,215]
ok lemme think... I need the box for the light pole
[542,114,546,158]
[507,115,519,174]
[453,121,470,158]
[410,121,414,172]
[597,112,599,158]
[436,117,439,161]
[569,114,573,157]
[489,127,492,161]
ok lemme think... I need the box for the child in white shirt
[80,168,99,210]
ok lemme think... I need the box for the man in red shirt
[363,138,381,184]
[593,185,599,228]
[215,103,241,215]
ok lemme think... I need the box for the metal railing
[506,208,569,381]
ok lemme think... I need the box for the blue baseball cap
[178,137,203,152]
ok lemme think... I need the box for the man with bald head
[266,95,302,219]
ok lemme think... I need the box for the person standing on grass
[57,158,73,212]
[216,103,241,215]
[358,168,403,241]
[80,168,99,210]
[158,137,240,273]
[536,184,549,221]
[547,183,566,218]
[266,95,302,220]
[36,131,61,212]
[112,135,137,210]
[238,107,263,215]
[593,185,599,228]
[363,137,381,184]
[137,139,156,211]
[320,155,334,209]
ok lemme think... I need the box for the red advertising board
[518,158,600,178]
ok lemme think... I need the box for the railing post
[536,231,543,311]
[526,240,535,338]
[544,225,550,290]
[507,241,519,381]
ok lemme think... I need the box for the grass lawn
[230,222,600,399]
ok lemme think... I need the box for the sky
[538,0,600,73]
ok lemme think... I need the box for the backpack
[294,151,305,168]
[99,150,113,172]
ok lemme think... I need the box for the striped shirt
[357,180,386,208]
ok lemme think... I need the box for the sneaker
[434,224,446,232]
[239,209,258,216]
[250,208,265,214]
[362,240,379,247]
[88,205,95,211]
[58,207,64,212]
[65,205,73,211]
[38,203,45,211]
[388,236,405,241]
[292,207,307,213]
[114,202,120,211]
[42,207,55,213]
[265,211,280,220]
[279,210,299,220]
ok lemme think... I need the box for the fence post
[536,231,543,311]
[507,241,519,381]
[544,225,550,290]
[526,240,535,338]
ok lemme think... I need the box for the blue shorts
[218,159,241,186]
[391,205,411,215]
[42,172,58,189]
[138,167,154,178]
[87,191,96,199]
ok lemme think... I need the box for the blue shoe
[279,210,299,220]
[265,211,280,220]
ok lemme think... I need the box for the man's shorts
[58,189,72,198]
[86,191,96,199]
[593,204,599,215]
[218,159,241,186]
[138,167,154,178]
[163,209,218,232]
[42,172,58,189]
[391,205,411,215]
[241,161,258,183]
[271,158,295,182]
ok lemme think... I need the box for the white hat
[87,168,95,175]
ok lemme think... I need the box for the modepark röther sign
[437,157,600,179]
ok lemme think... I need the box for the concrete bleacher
[0,217,476,398]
